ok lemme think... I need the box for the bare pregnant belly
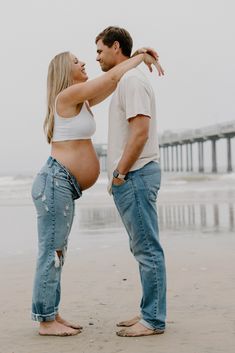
[51,140,100,190]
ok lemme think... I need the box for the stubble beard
[100,61,116,72]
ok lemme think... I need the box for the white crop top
[52,101,96,142]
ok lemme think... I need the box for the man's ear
[113,41,120,52]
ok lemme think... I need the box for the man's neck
[114,55,129,66]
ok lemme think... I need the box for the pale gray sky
[0,0,234,174]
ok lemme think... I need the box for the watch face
[113,170,119,178]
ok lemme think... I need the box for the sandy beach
[0,173,235,353]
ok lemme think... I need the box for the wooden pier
[95,120,235,173]
[159,120,235,173]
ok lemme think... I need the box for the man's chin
[100,65,109,72]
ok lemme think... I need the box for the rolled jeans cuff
[31,310,57,322]
[139,318,165,332]
[139,318,155,330]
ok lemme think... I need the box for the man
[95,26,166,337]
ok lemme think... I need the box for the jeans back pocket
[142,174,160,203]
[31,173,48,200]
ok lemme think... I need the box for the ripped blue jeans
[31,156,82,322]
[112,162,166,331]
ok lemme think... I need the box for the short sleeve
[119,75,152,120]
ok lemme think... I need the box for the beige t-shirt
[107,67,160,193]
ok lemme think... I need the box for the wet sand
[0,223,235,352]
[0,173,235,352]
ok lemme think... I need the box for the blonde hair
[43,52,73,143]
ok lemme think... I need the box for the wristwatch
[113,169,126,180]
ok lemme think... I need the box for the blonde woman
[31,48,162,336]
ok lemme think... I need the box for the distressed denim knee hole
[54,249,66,268]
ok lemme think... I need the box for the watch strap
[113,169,126,180]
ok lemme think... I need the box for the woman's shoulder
[55,94,85,118]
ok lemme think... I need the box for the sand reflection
[78,202,235,233]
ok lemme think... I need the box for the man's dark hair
[95,26,133,57]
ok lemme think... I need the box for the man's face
[96,39,117,72]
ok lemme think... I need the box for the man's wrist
[113,169,127,180]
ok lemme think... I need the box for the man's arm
[113,115,150,185]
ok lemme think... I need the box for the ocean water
[0,172,234,257]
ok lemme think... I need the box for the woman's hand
[132,47,164,76]
[143,53,164,76]
[154,60,165,76]
[132,47,159,61]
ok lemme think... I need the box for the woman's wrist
[135,52,145,63]
[131,49,143,57]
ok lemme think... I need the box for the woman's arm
[88,52,162,107]
[88,85,116,107]
[59,53,153,107]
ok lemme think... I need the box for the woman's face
[70,54,88,83]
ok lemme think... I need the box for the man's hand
[112,177,126,186]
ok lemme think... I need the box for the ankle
[40,320,56,327]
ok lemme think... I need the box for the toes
[70,324,83,330]
[116,328,135,337]
[116,329,128,337]
[116,316,140,327]
[116,322,126,327]
[57,318,83,330]
[39,328,81,337]
[67,329,81,336]
[116,321,132,327]
[116,327,164,337]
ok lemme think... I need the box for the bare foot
[56,314,83,330]
[116,315,140,327]
[39,320,81,336]
[116,322,165,337]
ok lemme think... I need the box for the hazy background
[0,0,234,175]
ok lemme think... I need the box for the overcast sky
[0,0,234,174]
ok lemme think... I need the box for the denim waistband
[125,161,160,180]
[47,156,82,198]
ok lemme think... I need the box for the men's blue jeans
[31,156,82,322]
[112,161,166,331]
